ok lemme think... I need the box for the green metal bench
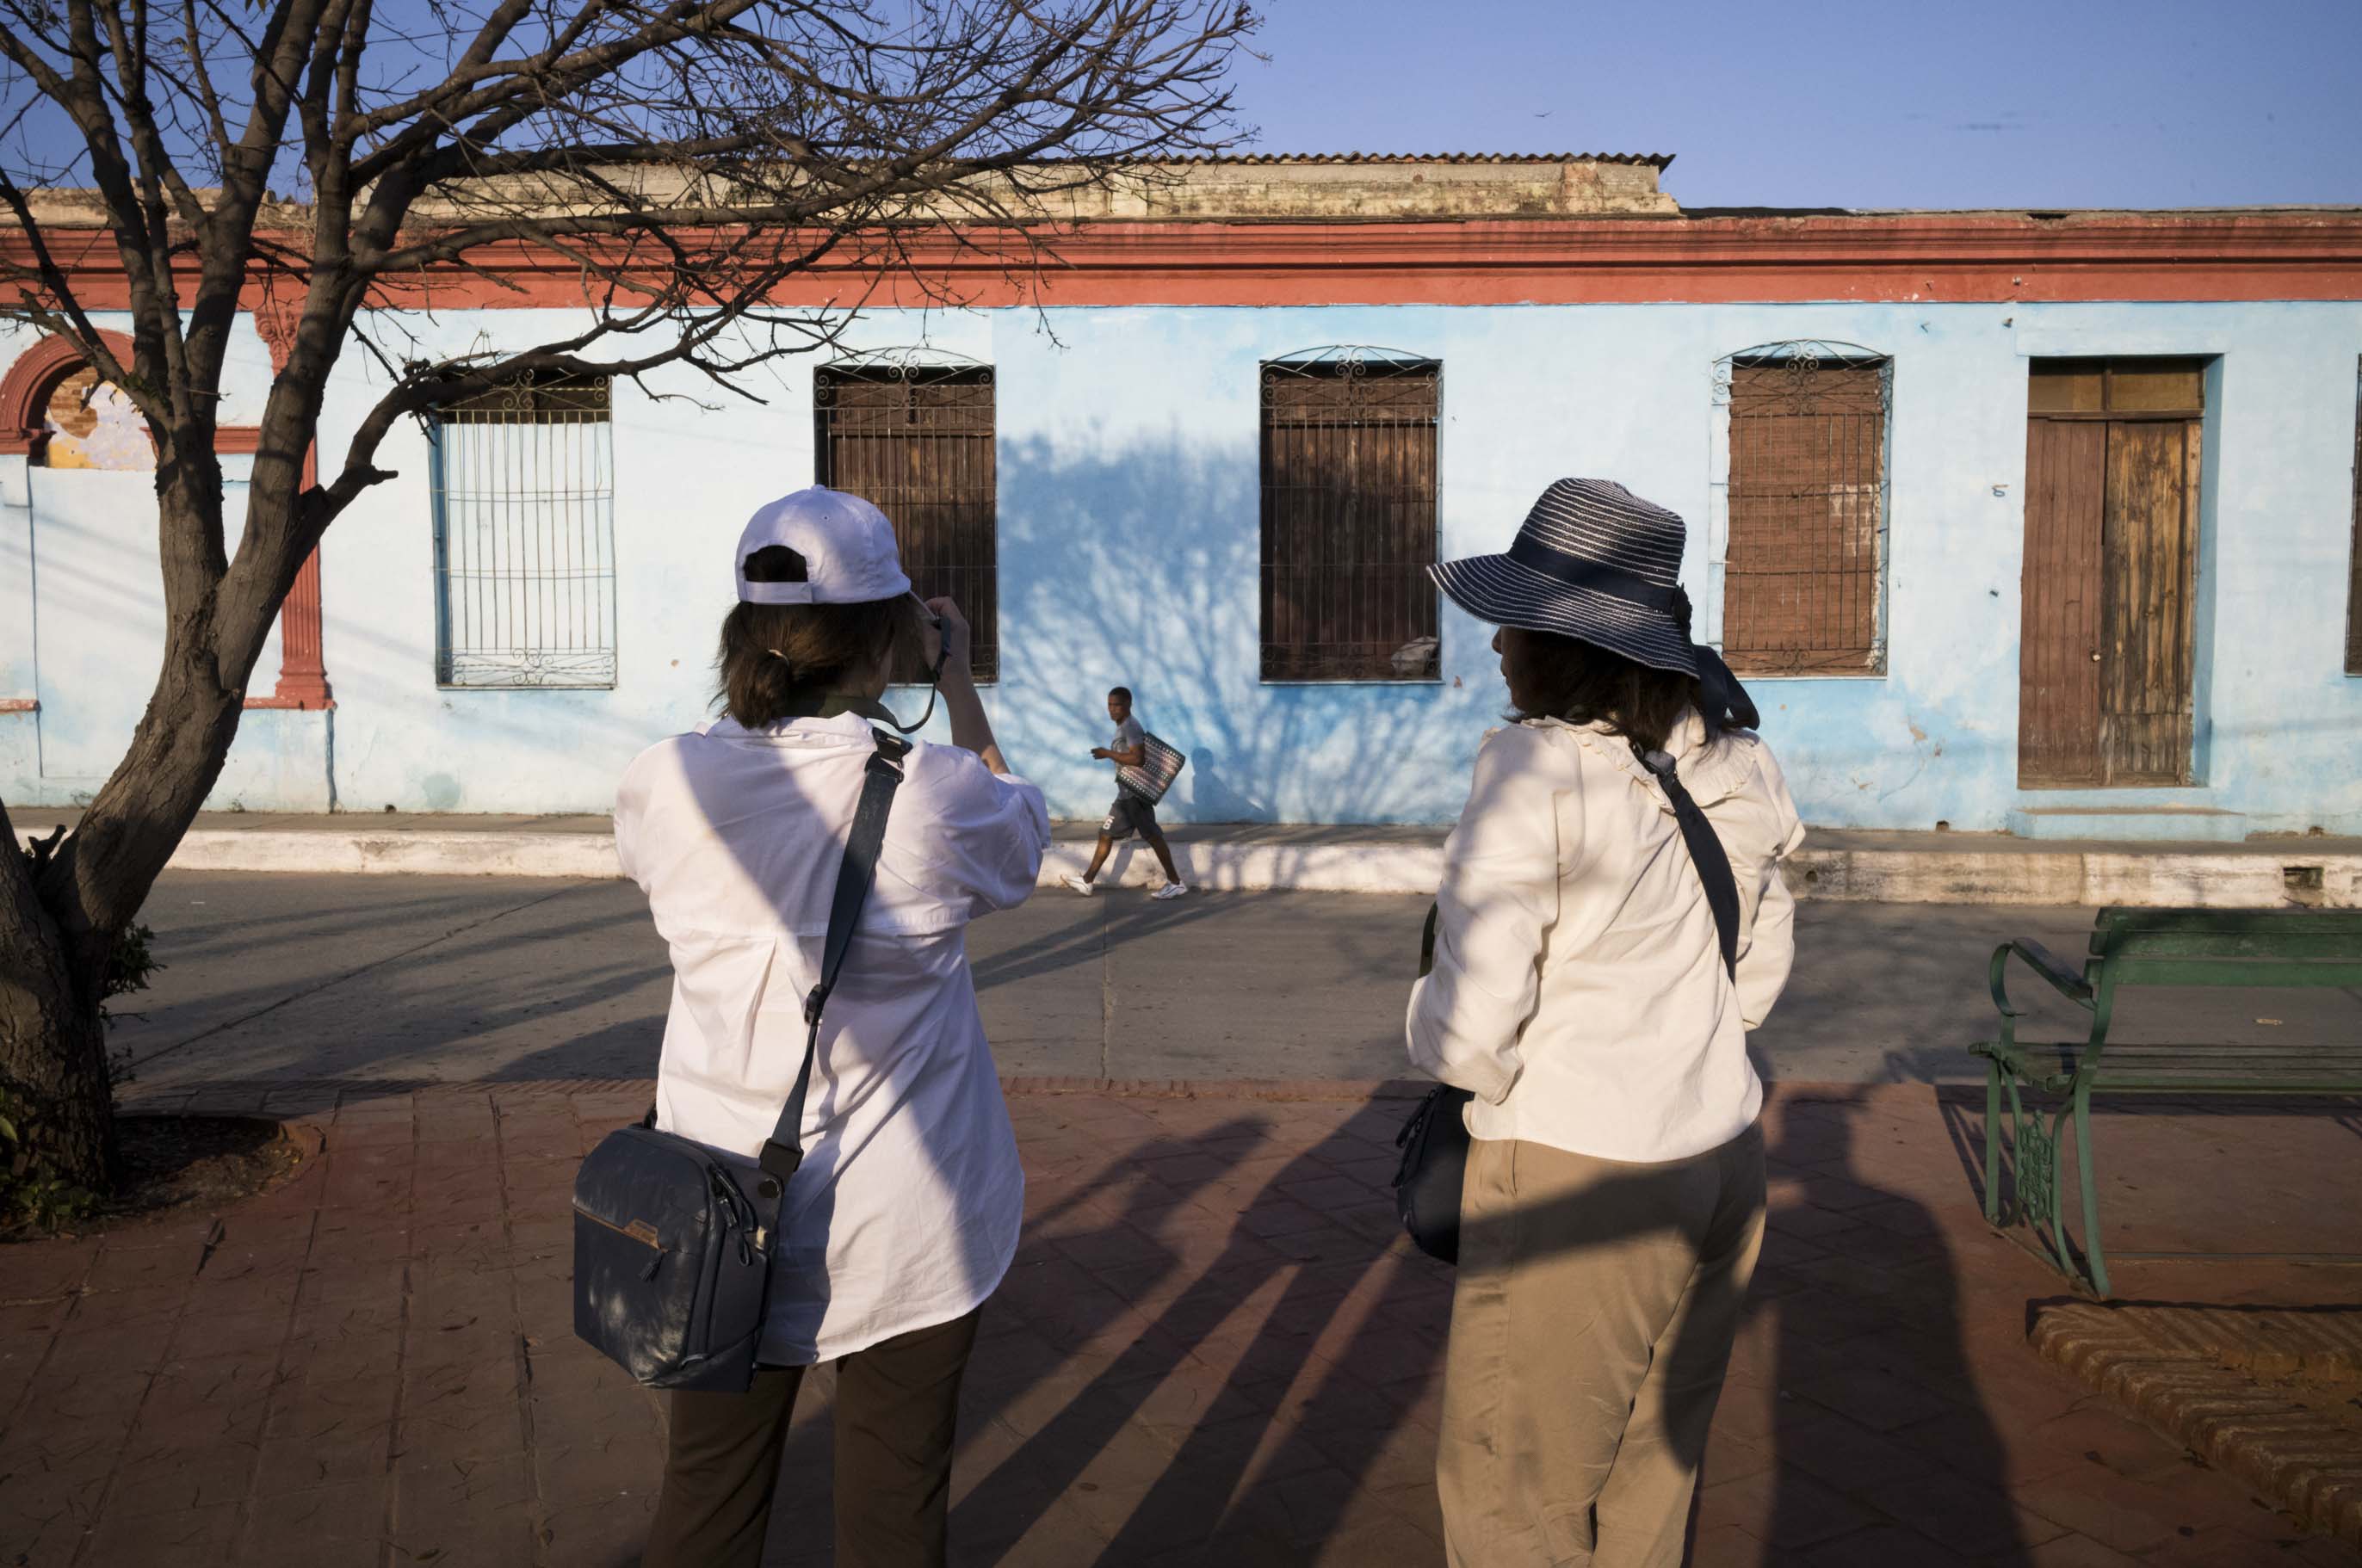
[1974,907,2362,1295]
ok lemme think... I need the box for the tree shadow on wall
[993,431,1496,835]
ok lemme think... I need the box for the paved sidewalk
[5,1080,2359,1566]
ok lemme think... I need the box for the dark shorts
[1103,791,1158,842]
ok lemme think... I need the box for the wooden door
[2019,360,2203,787]
[2099,421,2199,781]
[2019,418,2108,784]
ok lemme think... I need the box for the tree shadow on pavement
[969,892,1231,995]
[935,1100,1445,1564]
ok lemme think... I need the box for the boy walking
[1061,686,1187,899]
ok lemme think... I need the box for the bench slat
[2097,1068,2362,1085]
[2093,931,2362,961]
[1976,1046,2362,1093]
[2100,957,2362,989]
[1985,1051,2362,1072]
[2094,910,2362,936]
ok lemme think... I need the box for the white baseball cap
[734,486,912,605]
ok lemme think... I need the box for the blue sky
[1227,0,2362,210]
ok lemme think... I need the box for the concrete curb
[164,828,627,880]
[154,826,2362,906]
[1785,845,2362,909]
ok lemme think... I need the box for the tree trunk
[0,827,117,1194]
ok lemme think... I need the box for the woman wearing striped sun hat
[1409,478,1808,1567]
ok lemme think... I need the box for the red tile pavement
[2,1080,2357,1567]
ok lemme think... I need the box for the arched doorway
[3,334,168,782]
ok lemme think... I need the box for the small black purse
[1393,744,1744,1264]
[572,728,907,1391]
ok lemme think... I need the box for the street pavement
[116,872,2360,1091]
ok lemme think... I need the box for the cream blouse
[1407,713,1806,1163]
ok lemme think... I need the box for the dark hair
[1505,631,1716,756]
[1108,686,1133,705]
[716,546,919,726]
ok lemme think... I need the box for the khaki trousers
[1438,1127,1766,1568]
[642,1308,980,1568]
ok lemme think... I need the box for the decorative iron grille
[814,349,998,683]
[429,373,616,688]
[1259,346,1442,682]
[1710,341,1891,676]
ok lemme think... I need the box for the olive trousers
[1437,1127,1766,1568]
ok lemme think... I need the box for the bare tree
[0,0,1253,1193]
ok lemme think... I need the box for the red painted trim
[244,293,333,711]
[0,697,37,713]
[213,425,265,454]
[0,327,142,456]
[262,539,332,710]
[14,213,2356,309]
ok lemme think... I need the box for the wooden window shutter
[813,361,998,683]
[1258,352,1442,682]
[1722,352,1889,675]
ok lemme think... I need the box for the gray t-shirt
[1110,714,1144,762]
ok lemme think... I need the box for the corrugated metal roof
[1158,151,1675,169]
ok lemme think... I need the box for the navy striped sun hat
[1429,478,1699,677]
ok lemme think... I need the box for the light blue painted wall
[6,299,2359,830]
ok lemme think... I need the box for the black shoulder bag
[1392,743,1744,1265]
[572,727,908,1391]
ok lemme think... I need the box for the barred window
[429,373,615,688]
[1259,348,1441,682]
[814,352,998,683]
[1712,342,1890,676]
[2348,359,2361,676]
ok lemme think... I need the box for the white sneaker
[1060,874,1094,896]
[1152,881,1188,900]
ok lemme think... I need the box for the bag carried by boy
[1391,742,1743,1264]
[1117,732,1187,805]
[570,728,906,1391]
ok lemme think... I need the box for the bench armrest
[1988,938,2095,1018]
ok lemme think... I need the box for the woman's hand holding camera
[922,596,1007,775]
[923,596,972,685]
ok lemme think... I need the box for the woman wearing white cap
[617,487,1048,1567]
[1410,479,1807,1567]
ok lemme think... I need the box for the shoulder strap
[759,728,910,1182]
[1633,745,1741,981]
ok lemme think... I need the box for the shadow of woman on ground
[1703,1091,2031,1565]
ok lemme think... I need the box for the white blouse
[614,712,1049,1364]
[1407,713,1807,1164]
